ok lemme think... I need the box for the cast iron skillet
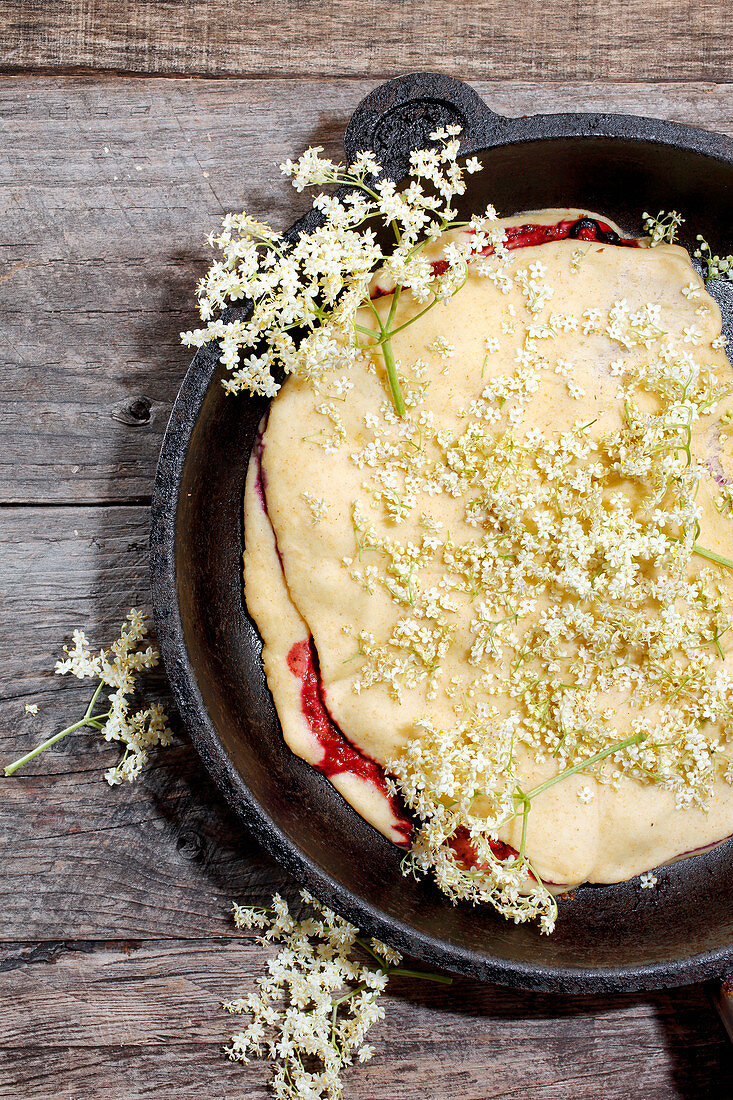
[150,73,733,993]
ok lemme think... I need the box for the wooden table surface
[1,5,732,1097]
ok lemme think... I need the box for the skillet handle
[715,976,733,1041]
[344,72,505,176]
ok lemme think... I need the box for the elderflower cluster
[301,491,328,526]
[694,234,733,282]
[223,891,404,1099]
[181,129,505,413]
[54,610,172,784]
[387,712,557,934]
[642,209,684,246]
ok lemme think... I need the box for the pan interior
[170,135,733,989]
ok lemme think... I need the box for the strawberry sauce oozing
[369,216,639,292]
[449,824,517,866]
[286,639,412,844]
[449,826,568,887]
[503,216,637,249]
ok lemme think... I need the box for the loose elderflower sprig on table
[3,610,172,784]
[224,890,450,1100]
[181,128,502,418]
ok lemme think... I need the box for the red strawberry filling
[286,638,412,845]
[449,824,517,865]
[371,215,638,296]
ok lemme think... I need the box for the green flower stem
[3,681,108,777]
[385,284,401,329]
[375,267,468,347]
[382,334,406,418]
[355,938,387,966]
[366,284,407,417]
[692,543,733,571]
[381,295,443,342]
[355,937,452,984]
[515,791,530,860]
[389,967,453,984]
[366,301,436,348]
[523,731,646,803]
[332,982,367,1010]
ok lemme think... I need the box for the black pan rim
[150,73,733,993]
[342,71,733,166]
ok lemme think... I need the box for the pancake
[244,208,733,893]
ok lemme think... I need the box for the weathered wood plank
[1,76,731,504]
[2,73,733,1095]
[1,1,731,82]
[0,504,152,690]
[0,742,292,940]
[0,940,730,1098]
[0,504,290,939]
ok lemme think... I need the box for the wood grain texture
[0,504,291,939]
[0,940,731,1098]
[1,76,731,503]
[1,504,732,1096]
[1,1,731,82]
[3,70,733,1098]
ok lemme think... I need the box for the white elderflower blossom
[694,234,733,282]
[301,492,328,526]
[3,611,172,783]
[223,892,446,1098]
[640,871,658,889]
[428,336,455,359]
[182,132,502,419]
[642,210,684,246]
[387,712,559,934]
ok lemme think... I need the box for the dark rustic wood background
[1,4,732,1097]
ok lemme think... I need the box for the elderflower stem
[4,680,110,777]
[379,297,441,342]
[382,334,406,418]
[355,937,389,966]
[364,295,441,350]
[332,982,367,1009]
[370,285,407,417]
[515,791,530,860]
[389,967,453,984]
[4,611,171,785]
[355,937,452,983]
[523,732,647,803]
[692,543,733,571]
